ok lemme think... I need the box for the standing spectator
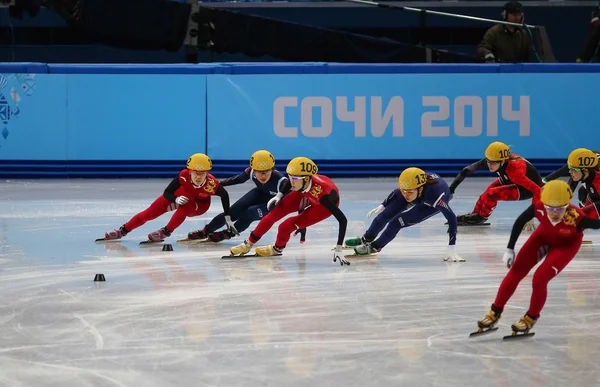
[477,1,535,63]
[577,4,600,63]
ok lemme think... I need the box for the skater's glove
[224,215,239,236]
[333,245,350,266]
[267,192,283,211]
[294,227,307,243]
[443,245,465,262]
[502,248,515,269]
[175,196,189,205]
[367,204,385,219]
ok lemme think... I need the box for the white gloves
[224,215,239,236]
[523,219,536,232]
[267,192,283,210]
[175,196,189,205]
[502,248,515,268]
[333,245,350,266]
[367,204,385,219]
[443,245,465,262]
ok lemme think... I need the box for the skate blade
[95,238,122,243]
[139,240,164,246]
[344,253,377,258]
[469,327,498,338]
[446,222,491,226]
[331,246,354,251]
[221,253,282,259]
[177,238,218,245]
[503,332,535,340]
[582,240,593,245]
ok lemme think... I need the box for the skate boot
[187,228,208,240]
[463,213,489,225]
[456,213,470,225]
[230,240,253,256]
[255,244,283,257]
[102,225,129,241]
[353,243,380,256]
[147,227,171,242]
[509,313,537,337]
[208,230,233,243]
[344,235,374,248]
[472,304,503,336]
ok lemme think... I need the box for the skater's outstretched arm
[214,185,231,216]
[435,196,457,246]
[381,189,402,207]
[319,190,347,246]
[219,168,251,187]
[543,165,569,183]
[449,158,488,194]
[163,177,181,202]
[577,216,600,231]
[278,177,291,195]
[507,204,535,249]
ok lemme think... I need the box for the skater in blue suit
[345,167,464,262]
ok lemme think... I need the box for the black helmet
[504,1,523,14]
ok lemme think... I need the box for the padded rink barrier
[1,62,600,178]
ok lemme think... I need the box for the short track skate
[221,253,282,259]
[95,237,122,243]
[343,253,378,258]
[469,327,498,338]
[177,238,218,245]
[139,239,164,246]
[502,331,535,340]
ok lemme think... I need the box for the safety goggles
[400,189,418,194]
[544,204,569,213]
[568,164,583,172]
[486,159,501,165]
[289,175,305,182]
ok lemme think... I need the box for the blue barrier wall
[0,62,599,178]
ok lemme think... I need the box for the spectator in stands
[477,1,535,63]
[577,4,600,63]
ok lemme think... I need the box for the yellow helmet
[186,153,212,171]
[398,167,427,190]
[567,148,598,169]
[485,141,511,161]
[540,180,573,207]
[286,157,318,176]
[250,150,275,171]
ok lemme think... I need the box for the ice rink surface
[0,177,599,387]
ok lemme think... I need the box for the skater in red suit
[228,156,350,266]
[98,153,234,244]
[475,180,600,337]
[449,141,543,225]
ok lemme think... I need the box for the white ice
[0,177,599,387]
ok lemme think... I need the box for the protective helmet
[250,150,275,171]
[398,167,427,190]
[286,157,318,176]
[485,141,511,161]
[567,148,598,169]
[186,153,212,171]
[540,180,573,207]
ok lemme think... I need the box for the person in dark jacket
[477,1,535,63]
[577,3,600,63]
